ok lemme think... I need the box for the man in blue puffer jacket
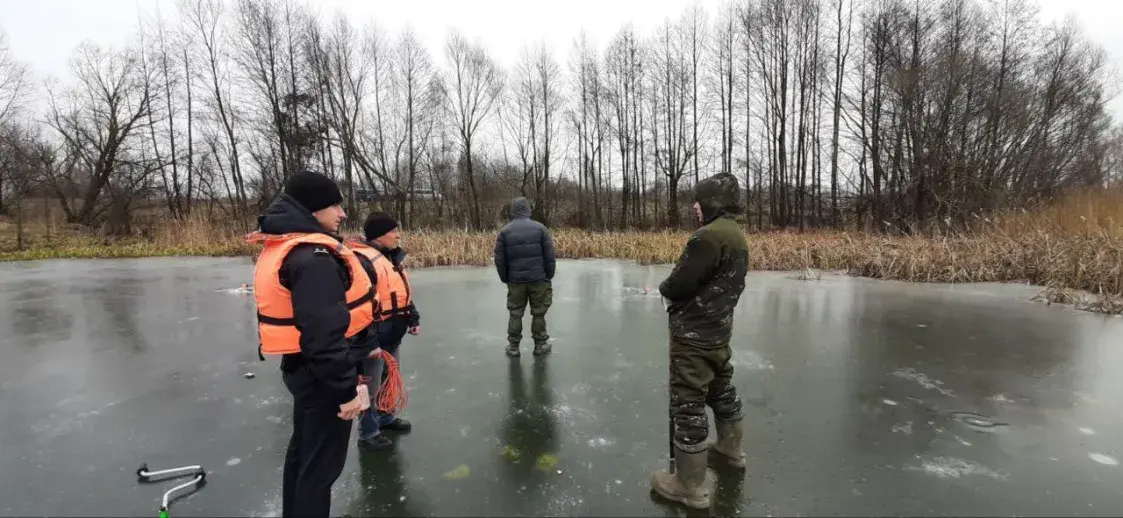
[493,197,556,357]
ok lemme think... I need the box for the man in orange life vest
[247,171,375,518]
[346,212,420,451]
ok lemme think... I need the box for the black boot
[382,417,412,433]
[357,434,392,451]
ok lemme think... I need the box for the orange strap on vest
[349,241,412,322]
[247,231,376,359]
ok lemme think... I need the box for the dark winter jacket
[659,173,749,347]
[258,193,358,406]
[493,197,556,284]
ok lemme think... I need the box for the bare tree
[394,27,443,225]
[0,30,31,216]
[567,32,607,228]
[179,0,247,216]
[650,17,697,228]
[442,31,503,229]
[2,0,1121,235]
[0,122,51,248]
[0,29,30,127]
[232,0,313,185]
[307,12,368,212]
[828,0,854,227]
[45,42,155,227]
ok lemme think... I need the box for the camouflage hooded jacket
[658,173,749,347]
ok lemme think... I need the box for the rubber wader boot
[709,419,746,469]
[650,447,712,509]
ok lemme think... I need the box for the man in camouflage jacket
[650,172,749,509]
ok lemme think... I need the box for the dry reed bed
[2,221,1120,300]
[395,229,1123,300]
[2,187,1121,313]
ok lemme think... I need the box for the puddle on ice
[1079,427,1096,436]
[892,368,956,397]
[989,394,1014,404]
[1088,453,1118,466]
[587,437,616,448]
[548,403,596,421]
[891,422,913,435]
[731,351,775,370]
[570,382,592,396]
[251,396,284,408]
[620,286,662,300]
[906,456,1008,480]
[216,285,253,295]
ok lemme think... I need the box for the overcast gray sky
[1,0,1121,118]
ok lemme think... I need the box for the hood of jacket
[509,197,532,221]
[694,173,742,224]
[258,193,334,236]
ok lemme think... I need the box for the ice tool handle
[136,462,207,517]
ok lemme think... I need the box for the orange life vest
[246,231,376,358]
[348,241,412,322]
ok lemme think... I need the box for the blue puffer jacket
[493,197,556,284]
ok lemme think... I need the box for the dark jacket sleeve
[283,245,358,406]
[494,230,509,283]
[541,226,556,280]
[659,231,719,303]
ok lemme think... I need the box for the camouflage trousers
[507,280,552,346]
[669,338,743,452]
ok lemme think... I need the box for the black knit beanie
[284,171,343,213]
[363,212,399,241]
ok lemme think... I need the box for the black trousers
[281,366,354,517]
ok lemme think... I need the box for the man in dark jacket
[354,212,419,450]
[253,171,368,518]
[493,197,556,357]
[650,173,749,510]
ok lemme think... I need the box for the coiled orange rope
[371,349,408,414]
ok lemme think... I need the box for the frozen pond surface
[0,257,1121,516]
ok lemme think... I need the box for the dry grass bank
[1,187,1120,313]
